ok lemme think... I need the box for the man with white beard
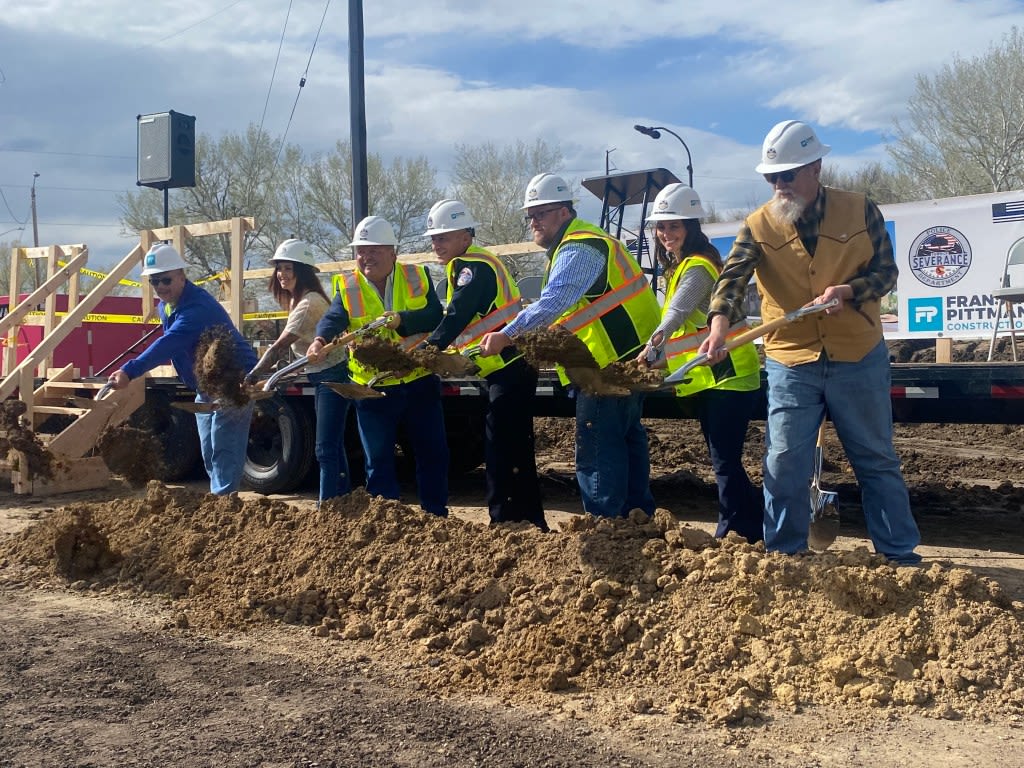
[699,120,920,565]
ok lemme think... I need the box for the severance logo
[908,226,972,288]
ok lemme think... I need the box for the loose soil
[0,399,56,480]
[194,325,250,405]
[3,364,1024,765]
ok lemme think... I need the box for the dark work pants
[484,358,547,530]
[696,387,764,544]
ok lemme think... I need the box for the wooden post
[935,337,952,363]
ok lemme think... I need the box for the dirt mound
[194,325,249,405]
[2,481,1022,725]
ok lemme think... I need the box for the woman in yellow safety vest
[638,184,764,543]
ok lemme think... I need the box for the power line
[274,0,331,168]
[0,184,25,225]
[258,0,295,143]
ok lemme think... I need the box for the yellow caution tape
[57,260,141,288]
[242,311,289,321]
[25,310,161,324]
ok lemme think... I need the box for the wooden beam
[12,454,111,496]
[935,337,952,363]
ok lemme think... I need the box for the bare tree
[449,139,563,247]
[305,141,441,254]
[888,26,1024,199]
[820,161,915,204]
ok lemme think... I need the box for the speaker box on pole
[137,110,196,189]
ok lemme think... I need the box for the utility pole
[349,0,368,227]
[30,172,41,286]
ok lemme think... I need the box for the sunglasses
[523,206,564,223]
[764,169,799,185]
[148,276,174,287]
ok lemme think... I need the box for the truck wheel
[129,393,202,481]
[243,396,314,494]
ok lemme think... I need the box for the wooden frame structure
[1,217,254,495]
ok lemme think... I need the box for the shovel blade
[809,487,840,550]
[171,401,218,414]
[324,381,385,400]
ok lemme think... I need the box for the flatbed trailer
[130,359,1024,495]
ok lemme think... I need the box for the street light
[634,124,693,188]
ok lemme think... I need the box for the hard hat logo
[527,188,539,200]
[765,148,778,160]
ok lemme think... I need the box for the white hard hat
[522,172,574,209]
[350,215,398,247]
[424,199,478,236]
[754,120,831,173]
[141,243,188,276]
[271,238,318,271]
[646,183,706,222]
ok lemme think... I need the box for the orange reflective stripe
[454,298,522,347]
[342,273,367,317]
[399,332,430,351]
[557,273,649,334]
[403,264,428,297]
[665,321,749,357]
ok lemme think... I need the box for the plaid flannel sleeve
[847,198,898,306]
[708,221,761,325]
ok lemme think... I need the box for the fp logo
[908,297,943,332]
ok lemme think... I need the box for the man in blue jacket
[108,243,258,495]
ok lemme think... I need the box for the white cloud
[2,0,1024,264]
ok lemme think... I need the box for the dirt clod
[0,399,56,480]
[194,325,249,405]
[95,424,166,487]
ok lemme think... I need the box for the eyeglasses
[148,276,174,287]
[523,206,564,223]
[764,169,799,185]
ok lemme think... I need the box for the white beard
[768,193,807,227]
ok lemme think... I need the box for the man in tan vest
[701,120,920,565]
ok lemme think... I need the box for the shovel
[323,371,392,400]
[660,299,840,388]
[808,420,841,551]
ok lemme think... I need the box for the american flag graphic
[992,200,1024,223]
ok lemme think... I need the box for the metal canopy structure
[581,167,681,293]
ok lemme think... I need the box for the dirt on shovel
[194,325,251,406]
[517,328,665,395]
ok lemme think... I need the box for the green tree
[888,26,1024,199]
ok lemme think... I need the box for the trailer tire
[242,396,314,494]
[128,393,203,481]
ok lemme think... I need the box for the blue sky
[2,0,1024,269]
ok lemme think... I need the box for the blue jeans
[354,374,449,516]
[195,397,255,495]
[696,387,764,543]
[575,390,655,518]
[764,341,920,563]
[309,362,352,503]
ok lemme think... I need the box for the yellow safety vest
[444,245,524,377]
[661,255,761,396]
[331,263,432,386]
[546,219,660,384]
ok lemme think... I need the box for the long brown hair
[653,219,722,278]
[268,261,330,310]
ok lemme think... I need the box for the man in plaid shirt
[700,120,920,565]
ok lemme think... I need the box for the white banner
[705,191,1024,339]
